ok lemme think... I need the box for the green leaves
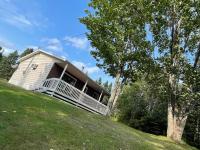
[20,48,34,58]
[0,50,19,80]
[81,1,200,129]
[80,0,151,80]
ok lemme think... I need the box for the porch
[40,62,110,115]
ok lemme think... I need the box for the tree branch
[194,42,200,69]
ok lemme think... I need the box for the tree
[20,48,34,58]
[117,81,167,135]
[108,83,112,93]
[0,51,19,80]
[103,81,109,91]
[80,0,151,114]
[143,0,200,142]
[97,78,113,93]
[96,77,102,85]
[82,0,200,142]
[184,102,200,149]
[103,80,112,93]
[183,66,200,148]
[0,46,4,62]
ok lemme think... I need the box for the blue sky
[0,0,113,83]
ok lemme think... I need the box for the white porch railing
[41,78,109,115]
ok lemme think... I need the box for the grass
[0,80,197,150]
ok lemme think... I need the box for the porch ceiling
[56,62,110,96]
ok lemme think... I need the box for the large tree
[0,51,19,80]
[81,0,200,142]
[80,0,151,114]
[144,0,200,142]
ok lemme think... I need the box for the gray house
[9,50,110,115]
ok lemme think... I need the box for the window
[31,64,38,70]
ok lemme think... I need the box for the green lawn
[0,80,196,150]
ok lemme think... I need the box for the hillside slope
[0,80,196,150]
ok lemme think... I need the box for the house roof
[19,50,66,62]
[19,49,111,96]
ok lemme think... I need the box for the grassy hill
[0,80,196,150]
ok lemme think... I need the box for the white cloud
[41,38,63,52]
[0,38,15,49]
[86,66,99,74]
[0,0,47,29]
[72,60,99,74]
[5,14,32,26]
[0,37,16,55]
[3,48,15,56]
[64,36,89,50]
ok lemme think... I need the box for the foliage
[117,81,167,135]
[81,0,149,78]
[141,0,200,141]
[184,103,200,149]
[183,67,200,148]
[96,77,112,93]
[0,51,19,80]
[20,48,34,58]
[80,0,152,111]
[0,80,196,150]
[103,81,112,93]
[96,77,113,105]
[96,77,102,85]
[0,46,3,62]
[81,0,200,144]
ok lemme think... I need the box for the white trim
[84,87,88,93]
[42,78,108,115]
[98,90,103,101]
[51,64,68,96]
[82,80,88,92]
[19,49,65,63]
[59,64,68,80]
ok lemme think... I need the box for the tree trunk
[167,103,188,142]
[167,9,188,142]
[107,72,121,115]
[111,85,121,111]
[194,118,199,142]
[167,72,188,142]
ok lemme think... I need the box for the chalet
[9,50,110,115]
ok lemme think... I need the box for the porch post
[51,63,68,96]
[78,80,88,102]
[59,63,68,80]
[82,80,88,92]
[98,90,103,101]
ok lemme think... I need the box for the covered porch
[41,62,110,115]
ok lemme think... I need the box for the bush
[117,81,167,135]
